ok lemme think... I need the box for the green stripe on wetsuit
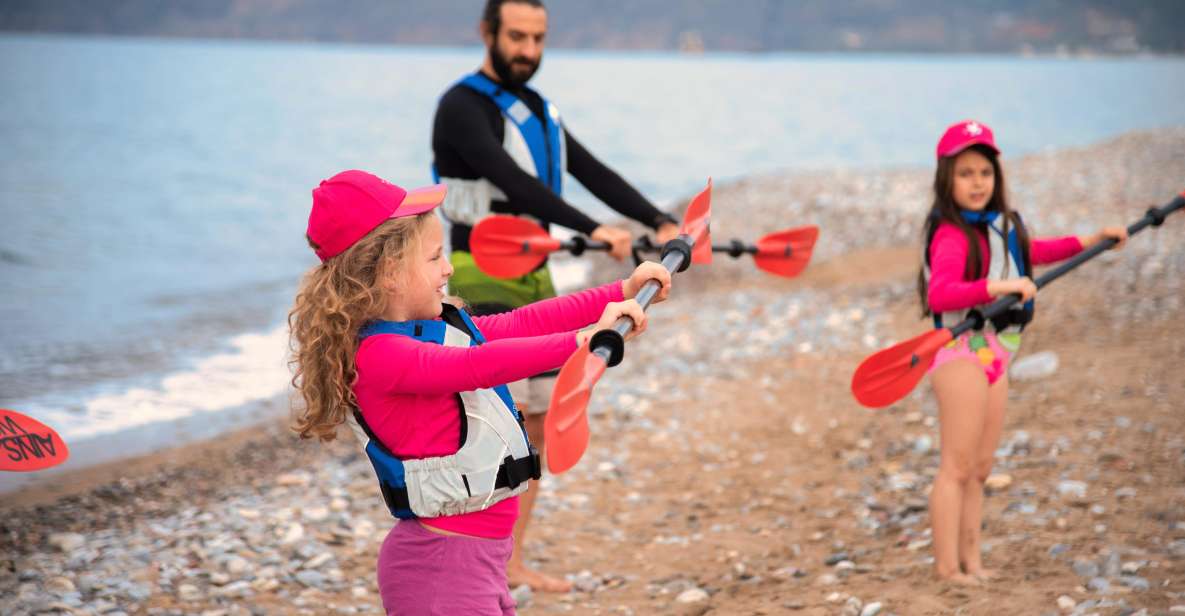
[449,250,557,310]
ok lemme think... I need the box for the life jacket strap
[381,452,540,514]
[353,409,540,518]
[498,451,542,490]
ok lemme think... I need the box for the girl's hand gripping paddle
[851,190,1185,409]
[544,180,713,474]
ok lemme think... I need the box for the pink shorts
[378,521,516,616]
[927,331,1019,385]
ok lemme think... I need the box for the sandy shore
[3,129,1184,615]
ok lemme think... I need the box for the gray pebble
[1075,561,1099,580]
[675,587,709,603]
[816,573,839,586]
[1101,550,1122,577]
[1087,577,1111,593]
[1114,487,1138,499]
[1119,576,1150,592]
[1057,480,1087,499]
[510,584,532,607]
[177,583,202,602]
[825,552,850,566]
[216,580,252,598]
[294,570,325,588]
[1010,351,1059,381]
[47,532,86,552]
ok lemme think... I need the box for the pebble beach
[3,129,1184,616]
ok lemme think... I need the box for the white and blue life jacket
[433,72,566,225]
[348,304,541,519]
[924,210,1034,333]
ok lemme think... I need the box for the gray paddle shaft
[590,240,689,366]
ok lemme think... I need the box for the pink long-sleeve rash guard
[927,222,1083,314]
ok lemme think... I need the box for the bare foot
[969,568,997,582]
[507,563,573,593]
[936,571,981,586]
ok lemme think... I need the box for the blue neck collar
[961,210,999,225]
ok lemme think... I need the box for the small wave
[21,323,293,442]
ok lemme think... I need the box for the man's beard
[488,42,540,88]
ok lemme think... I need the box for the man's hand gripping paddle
[471,215,817,280]
[543,180,713,474]
[851,191,1185,409]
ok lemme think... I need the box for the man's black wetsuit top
[432,74,675,251]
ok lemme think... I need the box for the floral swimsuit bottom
[928,331,1021,385]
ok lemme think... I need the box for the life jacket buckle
[500,452,542,490]
[989,306,1033,332]
[527,451,542,482]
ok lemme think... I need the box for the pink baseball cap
[307,170,446,262]
[936,120,999,159]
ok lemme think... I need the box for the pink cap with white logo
[936,120,999,160]
[306,170,446,262]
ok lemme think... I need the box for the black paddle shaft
[633,236,761,258]
[587,236,695,367]
[561,236,611,256]
[949,194,1185,338]
[563,235,759,259]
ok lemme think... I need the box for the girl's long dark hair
[917,144,1030,317]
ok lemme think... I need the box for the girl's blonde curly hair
[288,212,432,442]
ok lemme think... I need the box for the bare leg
[961,373,1008,580]
[507,408,572,593]
[929,359,988,585]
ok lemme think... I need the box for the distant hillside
[2,0,1182,54]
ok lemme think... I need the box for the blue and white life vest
[347,304,541,519]
[433,72,566,225]
[924,210,1034,333]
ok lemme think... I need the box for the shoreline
[0,413,292,511]
[0,394,292,499]
[4,32,1184,59]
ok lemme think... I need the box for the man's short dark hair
[482,0,545,36]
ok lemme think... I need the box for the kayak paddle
[471,215,816,279]
[544,180,713,474]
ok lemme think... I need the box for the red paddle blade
[753,225,819,278]
[544,343,608,474]
[851,328,953,409]
[681,179,713,265]
[470,216,561,279]
[0,409,70,472]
